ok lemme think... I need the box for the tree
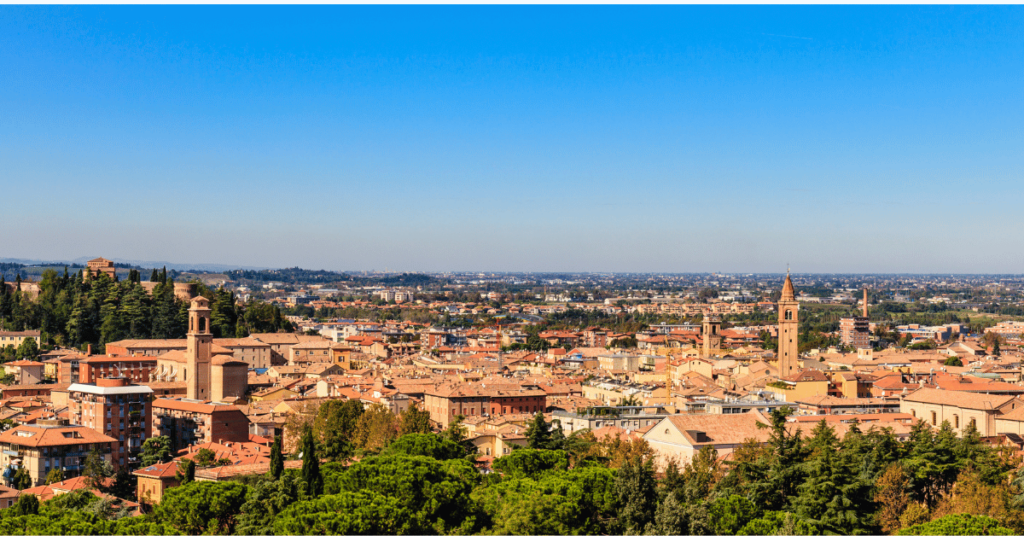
[615,455,657,534]
[45,467,66,485]
[709,494,760,535]
[897,513,1014,535]
[791,443,877,535]
[235,472,301,535]
[140,436,173,468]
[490,449,568,479]
[271,490,412,535]
[15,337,38,360]
[176,458,195,484]
[12,466,32,490]
[192,448,217,467]
[333,454,480,535]
[156,481,248,535]
[82,447,112,490]
[381,433,467,461]
[300,425,322,498]
[270,434,284,480]
[308,398,363,462]
[525,411,557,450]
[876,463,912,534]
[353,403,398,452]
[398,403,432,436]
[109,465,136,501]
[944,355,964,367]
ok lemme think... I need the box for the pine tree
[615,455,658,534]
[123,284,149,339]
[526,411,553,449]
[211,288,238,338]
[270,434,284,480]
[300,425,322,497]
[98,284,125,347]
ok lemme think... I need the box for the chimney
[86,344,92,356]
[862,288,868,318]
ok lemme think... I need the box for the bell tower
[702,313,722,357]
[778,270,799,378]
[186,296,213,400]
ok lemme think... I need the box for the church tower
[186,296,213,400]
[702,313,722,357]
[778,271,799,377]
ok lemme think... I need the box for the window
[931,412,937,426]
[954,415,959,428]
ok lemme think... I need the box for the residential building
[0,418,117,488]
[3,360,44,385]
[0,330,41,350]
[67,377,153,468]
[150,398,250,453]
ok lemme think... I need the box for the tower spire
[781,271,795,301]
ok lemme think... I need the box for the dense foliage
[4,406,1024,535]
[0,269,291,354]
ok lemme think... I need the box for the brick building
[423,384,548,428]
[78,355,157,384]
[67,377,153,468]
[150,398,250,453]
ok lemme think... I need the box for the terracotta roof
[902,388,1016,411]
[0,424,117,448]
[152,398,246,414]
[655,412,773,446]
[133,462,178,479]
[4,360,44,367]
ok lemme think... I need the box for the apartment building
[150,398,250,452]
[0,419,117,488]
[67,378,153,468]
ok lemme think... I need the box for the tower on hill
[778,271,799,377]
[186,296,213,400]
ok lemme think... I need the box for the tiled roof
[0,424,117,448]
[902,388,1016,411]
[656,412,773,446]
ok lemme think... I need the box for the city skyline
[3,6,1023,273]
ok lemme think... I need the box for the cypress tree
[150,269,159,282]
[300,425,322,497]
[176,458,195,483]
[270,434,284,480]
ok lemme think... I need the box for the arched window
[199,317,207,332]
[785,310,792,320]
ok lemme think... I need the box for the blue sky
[2,6,1022,273]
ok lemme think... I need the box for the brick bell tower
[777,270,800,378]
[186,296,213,400]
[702,313,722,357]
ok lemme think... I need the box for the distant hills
[0,257,266,273]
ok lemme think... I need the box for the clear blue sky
[2,6,1022,273]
